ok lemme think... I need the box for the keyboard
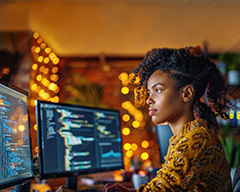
[78,188,103,192]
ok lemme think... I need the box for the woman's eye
[156,88,162,93]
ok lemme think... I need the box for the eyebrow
[148,83,165,91]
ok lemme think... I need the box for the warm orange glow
[45,47,51,54]
[33,32,39,39]
[40,43,46,49]
[132,120,140,128]
[133,76,140,84]
[34,124,37,131]
[49,52,55,59]
[39,66,45,72]
[23,114,28,122]
[35,47,41,53]
[126,150,133,158]
[43,57,50,64]
[53,96,59,103]
[52,67,59,73]
[53,58,60,65]
[122,114,130,122]
[18,125,25,132]
[35,146,38,153]
[141,140,149,148]
[121,101,131,109]
[131,143,138,151]
[30,99,35,107]
[122,127,130,136]
[50,74,59,82]
[53,87,60,93]
[48,83,56,90]
[124,143,131,150]
[118,72,128,81]
[43,68,49,74]
[38,56,43,62]
[42,92,50,100]
[37,38,43,44]
[121,87,129,94]
[36,75,42,81]
[0,100,3,105]
[141,152,149,160]
[2,68,9,74]
[32,64,38,70]
[18,139,23,146]
[31,83,37,91]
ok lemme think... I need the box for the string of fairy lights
[30,32,60,107]
[118,72,151,165]
[30,32,61,154]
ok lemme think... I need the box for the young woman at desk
[57,46,232,192]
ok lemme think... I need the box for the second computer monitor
[35,100,124,189]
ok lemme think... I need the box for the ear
[181,85,194,103]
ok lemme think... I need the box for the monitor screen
[35,100,124,189]
[0,83,34,190]
[156,124,173,164]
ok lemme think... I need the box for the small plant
[218,52,240,72]
[221,124,240,167]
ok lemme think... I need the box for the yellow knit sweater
[137,118,232,192]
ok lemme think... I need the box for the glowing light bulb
[37,38,43,44]
[40,43,46,49]
[45,47,51,54]
[43,68,49,74]
[122,114,130,122]
[52,67,59,73]
[31,83,37,91]
[118,72,128,81]
[36,75,42,81]
[121,87,129,94]
[35,47,41,53]
[126,150,133,158]
[124,143,131,150]
[34,124,37,131]
[32,64,38,70]
[131,143,138,151]
[141,152,149,160]
[38,56,43,62]
[18,125,25,132]
[44,57,50,64]
[33,32,39,39]
[141,141,149,148]
[122,127,130,136]
[132,120,140,128]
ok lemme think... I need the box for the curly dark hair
[132,46,232,134]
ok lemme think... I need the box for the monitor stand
[14,181,31,192]
[66,176,78,191]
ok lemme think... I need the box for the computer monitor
[35,100,124,190]
[155,124,173,164]
[0,83,34,191]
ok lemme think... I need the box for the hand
[102,183,136,192]
[55,185,76,192]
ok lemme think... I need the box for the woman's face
[146,70,185,125]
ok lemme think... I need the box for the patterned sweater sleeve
[137,127,214,192]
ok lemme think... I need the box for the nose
[146,95,153,105]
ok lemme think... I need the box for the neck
[168,113,195,135]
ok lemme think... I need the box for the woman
[57,46,233,192]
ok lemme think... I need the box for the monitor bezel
[35,100,124,180]
[0,83,35,190]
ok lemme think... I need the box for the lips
[149,108,157,116]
